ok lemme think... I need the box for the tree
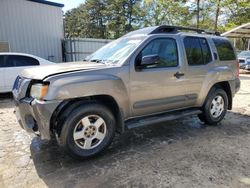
[64,0,250,39]
[64,0,143,39]
[104,0,143,38]
[214,0,221,31]
[197,0,200,29]
[142,0,192,27]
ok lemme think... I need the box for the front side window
[6,55,39,67]
[212,38,236,61]
[136,38,178,68]
[184,37,212,65]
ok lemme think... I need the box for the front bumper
[240,62,250,70]
[244,65,250,70]
[14,97,61,140]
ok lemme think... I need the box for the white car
[0,52,54,93]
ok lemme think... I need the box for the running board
[126,109,202,129]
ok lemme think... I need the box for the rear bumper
[14,97,61,140]
[235,77,240,94]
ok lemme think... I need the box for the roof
[125,25,220,37]
[222,23,250,38]
[28,0,64,8]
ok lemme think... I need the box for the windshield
[85,36,145,64]
[238,51,250,57]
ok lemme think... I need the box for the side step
[126,109,202,129]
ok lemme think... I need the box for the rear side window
[184,37,212,65]
[212,38,236,61]
[6,55,39,67]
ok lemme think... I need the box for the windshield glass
[238,51,250,57]
[85,36,145,64]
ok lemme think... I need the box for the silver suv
[13,26,240,159]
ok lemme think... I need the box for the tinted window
[6,55,39,67]
[200,38,212,63]
[136,38,178,68]
[184,37,212,65]
[0,56,5,67]
[212,38,236,60]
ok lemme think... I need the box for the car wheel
[59,103,116,159]
[198,87,228,125]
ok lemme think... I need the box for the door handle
[174,72,185,78]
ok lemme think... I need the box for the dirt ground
[0,72,250,188]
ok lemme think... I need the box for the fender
[43,68,131,118]
[197,65,236,107]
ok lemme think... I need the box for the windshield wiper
[90,59,103,63]
[90,59,108,64]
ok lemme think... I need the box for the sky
[51,0,84,12]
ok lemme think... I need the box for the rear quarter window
[0,56,5,67]
[212,38,236,61]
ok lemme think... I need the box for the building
[222,22,250,50]
[0,0,64,62]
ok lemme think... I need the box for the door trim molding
[133,94,197,109]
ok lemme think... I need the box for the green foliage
[64,0,250,39]
[142,0,192,26]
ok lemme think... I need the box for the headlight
[247,58,250,64]
[30,83,49,100]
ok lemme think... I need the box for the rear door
[4,55,40,91]
[182,36,214,106]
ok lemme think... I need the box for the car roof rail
[150,25,221,36]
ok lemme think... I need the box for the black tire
[198,87,228,125]
[58,103,116,159]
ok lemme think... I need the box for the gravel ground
[0,73,250,188]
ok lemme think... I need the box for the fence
[63,38,112,62]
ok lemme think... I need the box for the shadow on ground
[30,111,250,187]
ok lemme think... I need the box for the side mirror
[141,54,160,67]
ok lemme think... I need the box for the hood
[21,62,108,80]
[238,56,250,59]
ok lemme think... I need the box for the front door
[130,37,193,117]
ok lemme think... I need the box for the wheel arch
[50,95,125,137]
[205,81,232,110]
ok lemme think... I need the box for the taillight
[236,60,239,78]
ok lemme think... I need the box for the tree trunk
[214,0,221,31]
[197,0,200,29]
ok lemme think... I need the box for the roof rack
[150,25,220,36]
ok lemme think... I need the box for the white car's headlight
[30,83,49,100]
[247,58,250,63]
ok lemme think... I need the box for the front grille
[13,76,22,90]
[12,77,31,100]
